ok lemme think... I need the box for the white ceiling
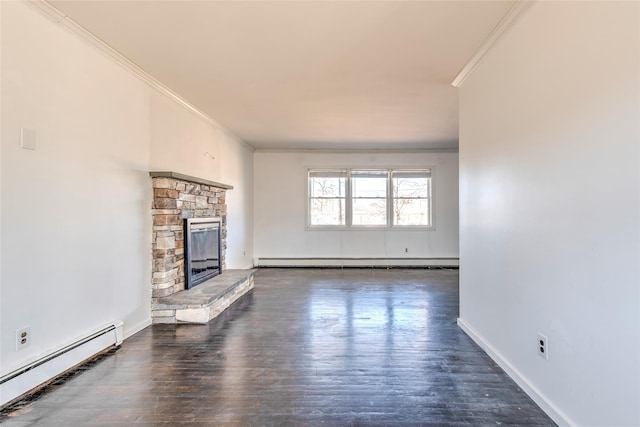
[48,0,514,150]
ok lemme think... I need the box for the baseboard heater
[0,321,123,407]
[256,257,459,268]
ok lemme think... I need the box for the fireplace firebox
[184,217,222,289]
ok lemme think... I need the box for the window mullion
[388,170,393,227]
[346,170,352,227]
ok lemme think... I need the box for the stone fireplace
[150,171,231,298]
[149,172,255,324]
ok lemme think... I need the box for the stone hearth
[153,269,256,324]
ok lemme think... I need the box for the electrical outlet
[537,333,548,360]
[16,326,31,350]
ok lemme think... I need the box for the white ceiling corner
[451,0,536,88]
[44,0,516,150]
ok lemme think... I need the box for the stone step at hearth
[152,269,256,324]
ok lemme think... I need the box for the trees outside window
[392,171,431,226]
[308,171,346,226]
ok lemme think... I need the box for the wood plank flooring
[1,268,556,426]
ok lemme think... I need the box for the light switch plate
[21,127,36,150]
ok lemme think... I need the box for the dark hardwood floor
[1,268,556,426]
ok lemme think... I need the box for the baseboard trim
[457,318,572,426]
[256,257,459,268]
[124,318,152,340]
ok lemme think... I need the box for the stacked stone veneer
[150,172,233,301]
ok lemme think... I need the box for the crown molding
[24,0,255,152]
[451,0,536,88]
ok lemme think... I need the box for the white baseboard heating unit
[0,321,123,407]
[256,257,459,268]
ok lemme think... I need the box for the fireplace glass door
[184,218,221,289]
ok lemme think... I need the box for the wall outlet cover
[16,326,31,350]
[21,127,37,150]
[537,332,548,360]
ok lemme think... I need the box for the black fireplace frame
[184,217,222,289]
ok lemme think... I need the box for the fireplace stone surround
[149,172,254,324]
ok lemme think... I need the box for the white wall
[458,2,639,426]
[1,0,151,375]
[254,151,458,262]
[149,94,254,269]
[0,0,253,386]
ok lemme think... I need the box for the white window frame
[307,168,434,230]
[350,170,389,228]
[308,170,348,227]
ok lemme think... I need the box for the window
[308,170,347,226]
[308,169,432,228]
[392,170,431,226]
[351,170,388,226]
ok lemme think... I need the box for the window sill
[306,226,436,231]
